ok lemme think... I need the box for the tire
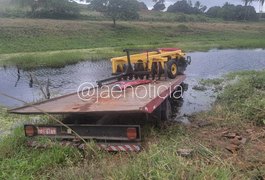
[167,60,178,79]
[161,99,172,121]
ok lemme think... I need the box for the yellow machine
[96,48,191,86]
[111,48,190,80]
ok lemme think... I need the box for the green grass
[0,128,82,179]
[200,78,224,86]
[0,48,124,69]
[198,70,265,126]
[0,17,265,69]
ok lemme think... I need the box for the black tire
[161,99,172,121]
[167,60,178,79]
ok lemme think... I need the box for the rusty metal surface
[9,75,186,115]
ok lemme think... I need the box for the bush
[206,3,258,21]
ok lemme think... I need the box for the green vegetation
[1,70,265,179]
[217,70,265,125]
[200,78,224,86]
[8,0,80,19]
[0,48,123,69]
[89,0,139,26]
[0,128,82,179]
[206,3,258,21]
[0,17,265,69]
[167,0,207,14]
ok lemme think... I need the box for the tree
[206,3,258,21]
[206,6,222,18]
[194,1,207,13]
[11,0,80,18]
[152,0,165,11]
[88,0,139,27]
[138,1,148,11]
[167,0,194,14]
[167,0,206,14]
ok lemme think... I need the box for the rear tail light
[25,125,36,137]
[127,128,137,140]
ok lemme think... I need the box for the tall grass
[198,70,265,126]
[0,128,82,179]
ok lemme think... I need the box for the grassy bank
[1,70,264,179]
[0,17,265,69]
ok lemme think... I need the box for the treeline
[154,0,259,21]
[1,0,80,19]
[0,0,263,21]
[207,3,258,21]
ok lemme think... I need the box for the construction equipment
[97,48,191,86]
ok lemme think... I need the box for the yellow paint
[111,49,186,74]
[171,64,177,75]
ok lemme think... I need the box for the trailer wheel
[161,99,172,121]
[167,60,178,79]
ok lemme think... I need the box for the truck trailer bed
[10,75,186,115]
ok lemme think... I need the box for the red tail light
[25,125,36,137]
[127,128,137,140]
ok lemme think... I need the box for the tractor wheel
[167,60,178,79]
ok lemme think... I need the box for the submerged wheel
[167,60,178,79]
[161,99,172,121]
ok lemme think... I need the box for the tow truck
[9,48,191,152]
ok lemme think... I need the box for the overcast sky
[140,0,265,12]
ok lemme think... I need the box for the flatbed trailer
[9,75,186,152]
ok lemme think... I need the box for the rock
[240,137,247,144]
[246,129,254,133]
[197,121,213,127]
[192,85,207,91]
[222,132,238,138]
[230,137,242,146]
[225,144,239,153]
[177,148,193,157]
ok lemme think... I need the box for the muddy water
[0,49,265,118]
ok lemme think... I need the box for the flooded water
[0,49,265,118]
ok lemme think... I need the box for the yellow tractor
[97,48,191,86]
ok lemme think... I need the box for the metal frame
[25,124,141,142]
